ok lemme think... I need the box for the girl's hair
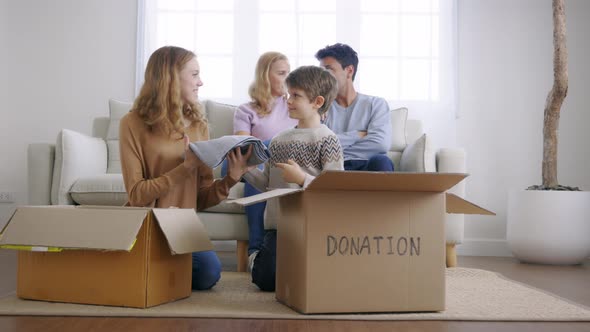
[132,46,207,137]
[248,51,288,117]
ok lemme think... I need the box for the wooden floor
[0,250,589,332]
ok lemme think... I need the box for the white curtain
[136,0,458,147]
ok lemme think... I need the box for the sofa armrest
[436,148,466,179]
[436,147,466,245]
[28,143,56,205]
[51,129,108,205]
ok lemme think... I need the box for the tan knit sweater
[243,124,344,229]
[119,110,237,210]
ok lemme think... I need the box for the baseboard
[456,238,513,257]
[0,291,16,299]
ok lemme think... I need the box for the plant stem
[542,0,568,188]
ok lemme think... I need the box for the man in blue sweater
[315,43,394,172]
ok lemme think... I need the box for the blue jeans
[243,184,266,255]
[191,250,221,290]
[251,230,277,292]
[221,139,270,255]
[344,154,394,172]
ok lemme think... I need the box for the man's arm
[335,130,362,149]
[323,103,361,148]
[347,97,392,154]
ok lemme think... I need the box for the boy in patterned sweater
[243,65,344,291]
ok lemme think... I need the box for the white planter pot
[507,190,590,265]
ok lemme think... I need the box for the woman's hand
[226,145,255,182]
[275,159,306,186]
[183,135,199,172]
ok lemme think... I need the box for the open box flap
[0,208,18,236]
[446,193,495,215]
[0,206,148,251]
[152,208,213,254]
[228,188,303,206]
[306,171,468,192]
[229,172,471,206]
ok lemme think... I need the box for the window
[137,0,456,114]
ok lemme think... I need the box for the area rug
[0,268,589,321]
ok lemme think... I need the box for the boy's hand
[275,159,306,186]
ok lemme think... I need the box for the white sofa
[28,99,466,271]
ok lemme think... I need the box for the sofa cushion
[69,173,246,213]
[107,99,132,140]
[390,107,408,152]
[69,173,127,206]
[197,212,249,240]
[406,119,424,145]
[106,140,121,174]
[51,129,108,205]
[106,99,132,173]
[386,151,403,171]
[206,100,237,139]
[400,133,436,172]
[202,182,246,214]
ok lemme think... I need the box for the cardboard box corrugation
[0,206,213,308]
[231,171,493,314]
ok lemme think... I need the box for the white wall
[1,0,588,256]
[457,0,590,256]
[0,0,13,226]
[0,0,137,226]
[0,1,7,123]
[0,1,6,91]
[0,36,15,289]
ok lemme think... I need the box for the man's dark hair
[315,43,359,81]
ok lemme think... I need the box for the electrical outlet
[0,192,15,203]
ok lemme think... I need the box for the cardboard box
[231,171,493,314]
[0,206,213,308]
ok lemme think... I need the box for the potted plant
[506,0,590,265]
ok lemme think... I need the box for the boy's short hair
[315,43,359,81]
[285,66,338,116]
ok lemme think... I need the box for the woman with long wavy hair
[232,52,297,266]
[119,46,253,290]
